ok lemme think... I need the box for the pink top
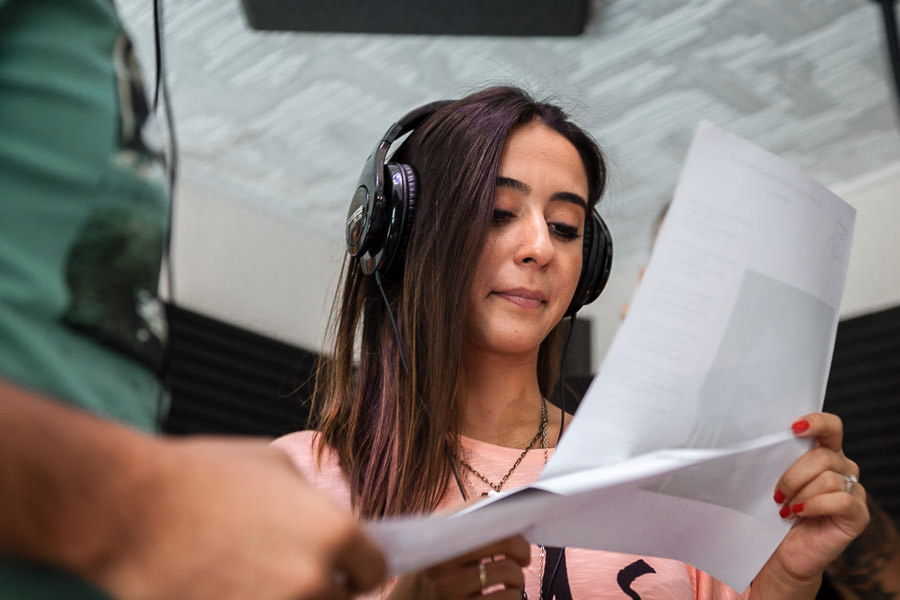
[273,430,751,599]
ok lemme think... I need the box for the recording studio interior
[116,0,900,563]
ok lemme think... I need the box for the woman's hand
[753,412,871,598]
[389,535,531,599]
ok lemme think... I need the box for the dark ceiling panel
[240,0,588,36]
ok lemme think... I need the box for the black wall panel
[822,304,900,524]
[162,302,900,525]
[162,305,315,437]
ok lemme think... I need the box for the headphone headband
[346,101,453,263]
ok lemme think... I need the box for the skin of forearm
[749,562,823,600]
[0,378,162,581]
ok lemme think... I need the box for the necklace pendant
[487,489,499,497]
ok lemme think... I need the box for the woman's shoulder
[271,430,351,506]
[271,429,325,465]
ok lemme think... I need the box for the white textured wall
[833,160,900,319]
[165,179,345,353]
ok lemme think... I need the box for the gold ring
[478,562,488,590]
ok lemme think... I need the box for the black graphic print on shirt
[617,559,657,600]
[61,32,168,371]
[540,546,573,600]
[539,550,658,599]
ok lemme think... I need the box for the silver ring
[478,562,489,590]
[844,473,858,493]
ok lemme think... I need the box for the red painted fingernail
[791,503,804,514]
[791,420,810,434]
[779,505,791,519]
[774,489,786,504]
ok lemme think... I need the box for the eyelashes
[549,223,581,240]
[491,210,582,241]
[491,209,514,225]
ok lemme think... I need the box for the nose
[514,212,554,267]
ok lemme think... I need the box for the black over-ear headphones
[345,100,451,278]
[569,208,613,316]
[345,100,613,316]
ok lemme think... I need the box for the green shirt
[0,0,170,596]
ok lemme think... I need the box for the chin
[465,312,561,356]
[489,331,553,357]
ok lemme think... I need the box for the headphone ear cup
[566,210,613,316]
[371,162,418,277]
[349,100,451,277]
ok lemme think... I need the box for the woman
[274,86,870,599]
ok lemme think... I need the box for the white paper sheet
[366,122,856,593]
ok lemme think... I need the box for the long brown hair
[313,86,607,518]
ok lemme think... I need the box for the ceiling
[117,0,898,277]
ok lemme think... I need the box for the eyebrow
[496,175,587,210]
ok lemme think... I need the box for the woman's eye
[550,222,581,240]
[492,209,514,224]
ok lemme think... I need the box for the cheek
[561,250,583,293]
[471,239,502,287]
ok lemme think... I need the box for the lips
[493,287,546,308]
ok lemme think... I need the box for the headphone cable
[374,269,438,421]
[539,313,581,594]
[374,270,410,375]
[555,313,579,446]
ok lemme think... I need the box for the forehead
[498,121,588,194]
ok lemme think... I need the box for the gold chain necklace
[457,399,548,496]
[455,399,552,600]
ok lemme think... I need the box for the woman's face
[464,120,588,360]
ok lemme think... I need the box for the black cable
[541,313,579,594]
[152,0,178,304]
[151,0,162,111]
[374,270,410,374]
[874,0,900,123]
[151,0,179,427]
[555,313,579,448]
[373,269,439,426]
[447,442,469,501]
